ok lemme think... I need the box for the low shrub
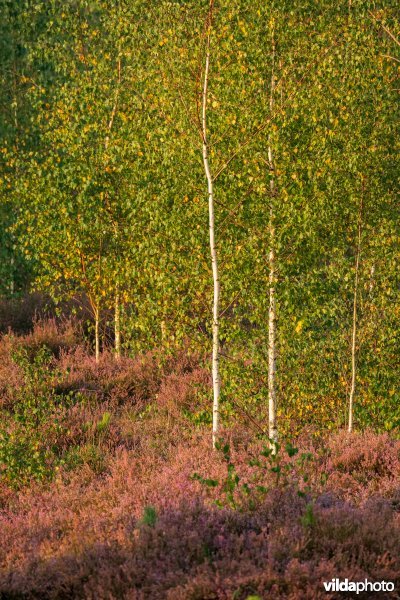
[0,321,399,598]
[0,346,73,487]
[1,489,399,599]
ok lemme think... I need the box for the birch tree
[201,0,220,447]
[267,24,278,446]
[15,0,143,360]
[5,0,399,437]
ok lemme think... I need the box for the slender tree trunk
[268,29,278,448]
[268,205,278,446]
[115,288,121,360]
[106,59,122,362]
[94,305,100,363]
[348,197,363,432]
[9,255,15,296]
[202,0,220,449]
[10,61,18,297]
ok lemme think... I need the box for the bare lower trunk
[94,307,100,363]
[115,289,121,360]
[202,1,220,448]
[107,60,122,363]
[210,182,220,449]
[268,207,278,446]
[268,29,278,449]
[348,197,363,433]
[348,287,357,433]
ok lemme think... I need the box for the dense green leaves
[1,0,398,433]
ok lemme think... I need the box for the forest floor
[0,316,399,599]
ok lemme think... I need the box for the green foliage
[0,346,70,486]
[193,440,316,510]
[63,443,106,474]
[96,411,111,435]
[0,0,399,437]
[301,502,316,529]
[139,505,158,528]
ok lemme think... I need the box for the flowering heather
[0,455,399,599]
[0,325,399,598]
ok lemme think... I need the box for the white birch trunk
[348,199,362,433]
[268,204,278,446]
[202,2,220,448]
[105,59,122,361]
[94,306,100,363]
[268,31,278,448]
[115,288,121,360]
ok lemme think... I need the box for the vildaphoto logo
[323,579,395,594]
